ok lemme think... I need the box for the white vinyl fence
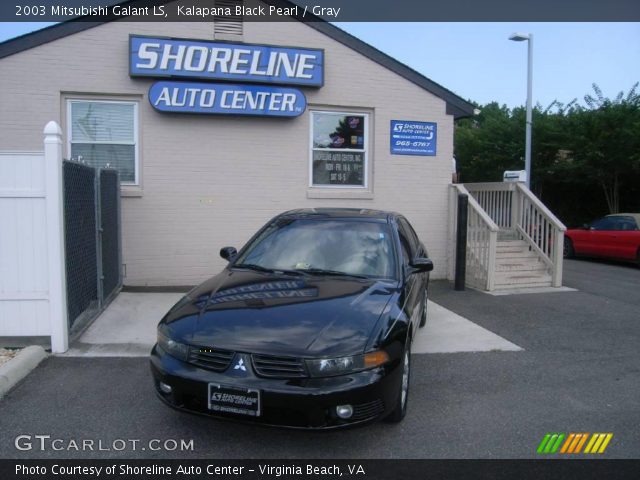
[0,122,68,352]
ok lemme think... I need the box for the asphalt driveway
[0,258,638,459]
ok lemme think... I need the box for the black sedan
[150,208,433,428]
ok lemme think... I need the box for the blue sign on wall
[130,35,324,87]
[149,81,307,117]
[390,120,437,156]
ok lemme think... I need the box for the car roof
[278,208,398,222]
[606,213,640,224]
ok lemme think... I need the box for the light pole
[509,32,533,189]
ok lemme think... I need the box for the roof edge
[311,22,476,118]
[0,21,103,59]
[263,0,474,118]
[0,0,475,119]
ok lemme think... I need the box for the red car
[564,213,640,264]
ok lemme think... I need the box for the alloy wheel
[400,349,410,409]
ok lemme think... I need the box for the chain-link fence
[63,162,98,328]
[100,169,121,303]
[63,161,121,331]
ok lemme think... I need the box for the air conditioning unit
[503,170,527,183]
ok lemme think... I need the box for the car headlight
[157,328,189,361]
[305,350,390,377]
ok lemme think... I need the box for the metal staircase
[449,182,567,292]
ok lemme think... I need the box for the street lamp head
[509,32,530,42]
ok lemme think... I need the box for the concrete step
[495,259,548,272]
[496,239,527,246]
[496,240,529,251]
[497,240,528,247]
[495,250,539,260]
[497,229,519,241]
[496,249,533,256]
[493,281,554,290]
[494,271,552,286]
[495,255,542,264]
[488,235,554,290]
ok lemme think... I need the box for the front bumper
[150,344,401,429]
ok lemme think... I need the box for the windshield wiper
[296,268,369,280]
[233,263,304,276]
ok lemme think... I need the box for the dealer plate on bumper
[208,384,261,417]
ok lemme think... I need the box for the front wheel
[386,345,411,423]
[563,237,575,258]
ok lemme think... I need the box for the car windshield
[234,218,397,279]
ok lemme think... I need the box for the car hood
[161,269,397,357]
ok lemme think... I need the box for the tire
[386,344,411,423]
[563,237,575,259]
[419,289,428,328]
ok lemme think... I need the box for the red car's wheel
[563,237,575,258]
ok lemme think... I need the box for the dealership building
[0,3,474,288]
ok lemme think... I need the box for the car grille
[188,347,235,372]
[351,399,385,422]
[252,354,308,378]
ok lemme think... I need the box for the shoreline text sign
[130,35,324,87]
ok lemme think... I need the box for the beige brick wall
[0,15,455,286]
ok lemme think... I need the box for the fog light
[336,405,353,419]
[159,382,172,394]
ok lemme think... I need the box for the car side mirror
[219,246,237,261]
[409,257,433,273]
[582,223,590,230]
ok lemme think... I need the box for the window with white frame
[68,100,138,184]
[310,111,368,188]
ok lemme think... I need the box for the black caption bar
[2,460,640,480]
[1,0,640,22]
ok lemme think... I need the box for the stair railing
[450,184,499,290]
[463,182,567,287]
[514,183,567,287]
[464,182,516,229]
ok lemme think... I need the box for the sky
[0,21,638,109]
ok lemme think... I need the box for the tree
[454,83,640,224]
[454,102,525,182]
[562,83,640,213]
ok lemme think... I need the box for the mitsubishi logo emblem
[234,358,247,371]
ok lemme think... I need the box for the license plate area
[207,383,261,417]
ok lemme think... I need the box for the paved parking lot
[0,258,638,458]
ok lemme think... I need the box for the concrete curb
[0,346,48,398]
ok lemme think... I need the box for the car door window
[398,217,419,257]
[614,217,638,231]
[398,234,411,266]
[591,217,617,231]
